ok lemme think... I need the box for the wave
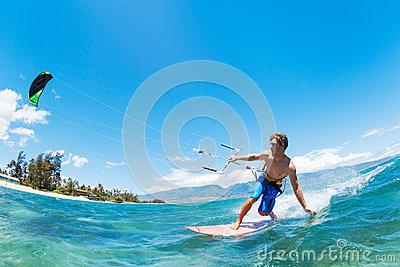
[240,157,398,221]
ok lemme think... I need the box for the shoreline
[0,180,95,202]
[0,180,166,205]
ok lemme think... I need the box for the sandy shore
[0,180,95,202]
[0,180,167,204]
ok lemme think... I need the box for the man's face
[270,138,284,155]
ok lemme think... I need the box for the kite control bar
[201,143,242,174]
[221,143,241,153]
[202,166,223,174]
[200,144,266,177]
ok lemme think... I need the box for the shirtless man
[231,133,316,230]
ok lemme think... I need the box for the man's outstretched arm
[288,161,316,215]
[229,151,269,162]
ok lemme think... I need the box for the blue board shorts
[250,175,282,213]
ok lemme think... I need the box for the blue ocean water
[0,156,399,266]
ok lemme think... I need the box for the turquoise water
[1,157,399,266]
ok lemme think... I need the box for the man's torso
[262,152,291,180]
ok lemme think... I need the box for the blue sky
[0,0,399,193]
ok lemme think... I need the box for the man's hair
[270,132,288,151]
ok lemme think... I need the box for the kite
[28,72,53,106]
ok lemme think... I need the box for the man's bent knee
[258,210,270,216]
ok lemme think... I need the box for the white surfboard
[186,218,274,237]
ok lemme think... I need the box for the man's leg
[258,190,278,221]
[231,198,257,230]
[258,210,277,221]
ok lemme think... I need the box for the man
[230,133,316,230]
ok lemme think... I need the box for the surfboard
[186,218,274,237]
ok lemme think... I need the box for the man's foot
[231,220,242,230]
[270,212,278,221]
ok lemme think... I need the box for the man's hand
[229,155,238,163]
[304,207,316,215]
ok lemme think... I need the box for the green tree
[6,151,27,184]
[27,152,63,190]
[65,178,79,195]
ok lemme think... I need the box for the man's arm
[229,151,269,162]
[288,161,316,215]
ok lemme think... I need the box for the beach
[0,180,93,202]
[0,180,166,205]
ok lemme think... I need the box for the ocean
[0,156,399,266]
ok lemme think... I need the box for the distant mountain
[139,184,227,203]
[139,155,399,203]
[139,182,257,203]
[225,182,255,198]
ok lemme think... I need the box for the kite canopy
[28,72,53,106]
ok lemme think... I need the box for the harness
[261,161,288,197]
[249,167,287,197]
[264,173,286,196]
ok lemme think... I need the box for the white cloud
[19,73,26,80]
[382,142,400,157]
[293,147,373,173]
[0,89,20,139]
[13,105,50,125]
[9,127,35,138]
[360,124,400,139]
[147,168,220,193]
[18,137,29,147]
[4,140,14,147]
[147,167,255,193]
[0,89,50,146]
[162,168,220,186]
[293,141,400,173]
[105,160,126,169]
[0,134,10,141]
[168,156,194,163]
[62,153,89,168]
[367,142,400,162]
[7,128,37,147]
[341,140,351,145]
